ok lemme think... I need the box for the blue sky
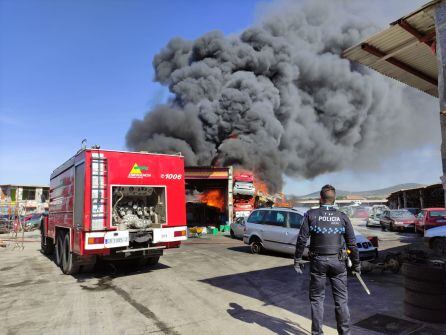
[0,0,442,195]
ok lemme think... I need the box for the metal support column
[419,190,425,209]
[227,166,233,224]
[435,1,446,206]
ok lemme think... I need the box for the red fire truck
[40,148,187,274]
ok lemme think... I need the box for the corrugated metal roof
[343,0,439,97]
[387,183,441,197]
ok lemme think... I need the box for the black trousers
[309,255,350,335]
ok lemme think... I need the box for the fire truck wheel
[61,233,80,275]
[40,227,54,255]
[55,233,64,267]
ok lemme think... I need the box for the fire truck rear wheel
[61,233,80,275]
[55,233,64,267]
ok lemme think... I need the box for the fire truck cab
[40,148,187,274]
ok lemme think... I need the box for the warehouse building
[387,183,444,209]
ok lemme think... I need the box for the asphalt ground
[0,219,443,335]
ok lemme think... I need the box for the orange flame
[274,192,292,208]
[200,189,225,212]
[253,178,269,195]
[233,168,291,208]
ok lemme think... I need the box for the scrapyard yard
[0,219,444,335]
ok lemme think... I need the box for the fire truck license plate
[104,231,129,248]
[105,237,128,244]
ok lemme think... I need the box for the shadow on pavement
[200,264,412,332]
[39,250,170,281]
[227,302,309,335]
[201,265,314,323]
[74,260,171,282]
[227,246,294,259]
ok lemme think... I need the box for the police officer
[294,185,360,335]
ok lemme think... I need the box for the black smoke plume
[126,0,437,192]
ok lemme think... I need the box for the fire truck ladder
[90,152,109,230]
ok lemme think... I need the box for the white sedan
[230,217,246,239]
[424,225,446,255]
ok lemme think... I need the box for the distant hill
[296,183,426,199]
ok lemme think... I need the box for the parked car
[353,207,369,219]
[424,225,446,255]
[23,213,44,231]
[339,206,354,217]
[415,208,446,234]
[405,207,421,216]
[230,217,246,239]
[370,205,389,214]
[243,207,303,255]
[380,209,417,232]
[243,208,377,261]
[355,234,378,261]
[366,212,383,227]
[0,215,12,234]
[233,181,255,196]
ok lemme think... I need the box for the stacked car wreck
[233,172,256,218]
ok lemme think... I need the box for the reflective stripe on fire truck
[85,231,129,250]
[152,226,187,243]
[91,152,107,231]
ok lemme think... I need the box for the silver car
[230,216,246,239]
[243,207,377,261]
[366,212,383,227]
[243,207,304,254]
